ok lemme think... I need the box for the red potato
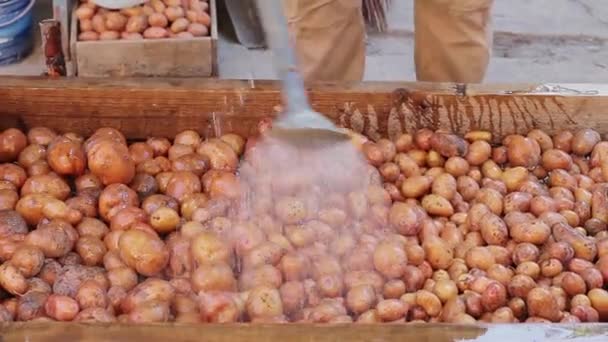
[0,129,28,163]
[46,137,86,176]
[44,295,79,321]
[87,140,135,186]
[24,223,74,258]
[0,263,28,295]
[10,245,44,278]
[373,240,407,279]
[188,23,208,36]
[118,229,168,276]
[246,286,283,319]
[16,291,48,321]
[98,184,139,221]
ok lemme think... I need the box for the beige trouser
[283,0,493,83]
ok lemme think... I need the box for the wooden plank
[76,38,214,77]
[0,77,608,138]
[0,322,607,342]
[0,77,608,142]
[73,1,218,77]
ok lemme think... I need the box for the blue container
[0,0,35,65]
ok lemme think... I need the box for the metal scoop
[254,0,349,147]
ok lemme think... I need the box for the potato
[143,27,169,39]
[388,202,426,236]
[506,135,540,168]
[587,288,608,320]
[478,213,508,246]
[127,300,170,323]
[510,219,550,245]
[10,245,44,278]
[0,263,28,295]
[165,6,185,21]
[97,184,139,222]
[190,232,232,266]
[75,5,95,21]
[429,132,468,158]
[400,175,432,199]
[472,190,502,218]
[542,149,573,171]
[197,139,238,172]
[421,194,454,217]
[87,140,135,186]
[466,140,491,166]
[75,280,107,310]
[25,223,74,258]
[107,266,137,291]
[198,291,240,323]
[122,31,144,40]
[465,246,495,271]
[99,31,120,40]
[16,144,45,170]
[75,236,106,266]
[191,263,236,293]
[415,289,441,317]
[118,229,169,276]
[279,281,305,316]
[149,207,180,233]
[481,281,507,312]
[0,209,28,238]
[27,127,57,146]
[572,128,600,156]
[46,137,86,176]
[246,286,283,319]
[120,278,174,314]
[504,189,533,213]
[526,287,562,322]
[374,299,406,322]
[0,129,26,163]
[372,240,407,279]
[561,271,586,296]
[423,237,453,270]
[188,23,208,36]
[17,291,48,321]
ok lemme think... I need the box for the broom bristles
[363,0,391,32]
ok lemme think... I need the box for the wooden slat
[0,322,607,342]
[1,77,608,141]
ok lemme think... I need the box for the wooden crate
[0,78,607,141]
[69,0,218,77]
[1,77,608,341]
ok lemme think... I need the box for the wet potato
[3,126,608,324]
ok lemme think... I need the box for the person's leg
[283,0,366,82]
[414,0,493,83]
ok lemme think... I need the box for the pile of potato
[0,122,607,324]
[76,0,211,41]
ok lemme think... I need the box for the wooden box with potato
[1,79,608,340]
[71,0,217,77]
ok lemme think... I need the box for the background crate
[70,0,218,77]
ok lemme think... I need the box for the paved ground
[2,0,608,83]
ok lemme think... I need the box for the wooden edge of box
[210,0,219,76]
[1,321,608,342]
[2,77,608,141]
[69,4,78,76]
